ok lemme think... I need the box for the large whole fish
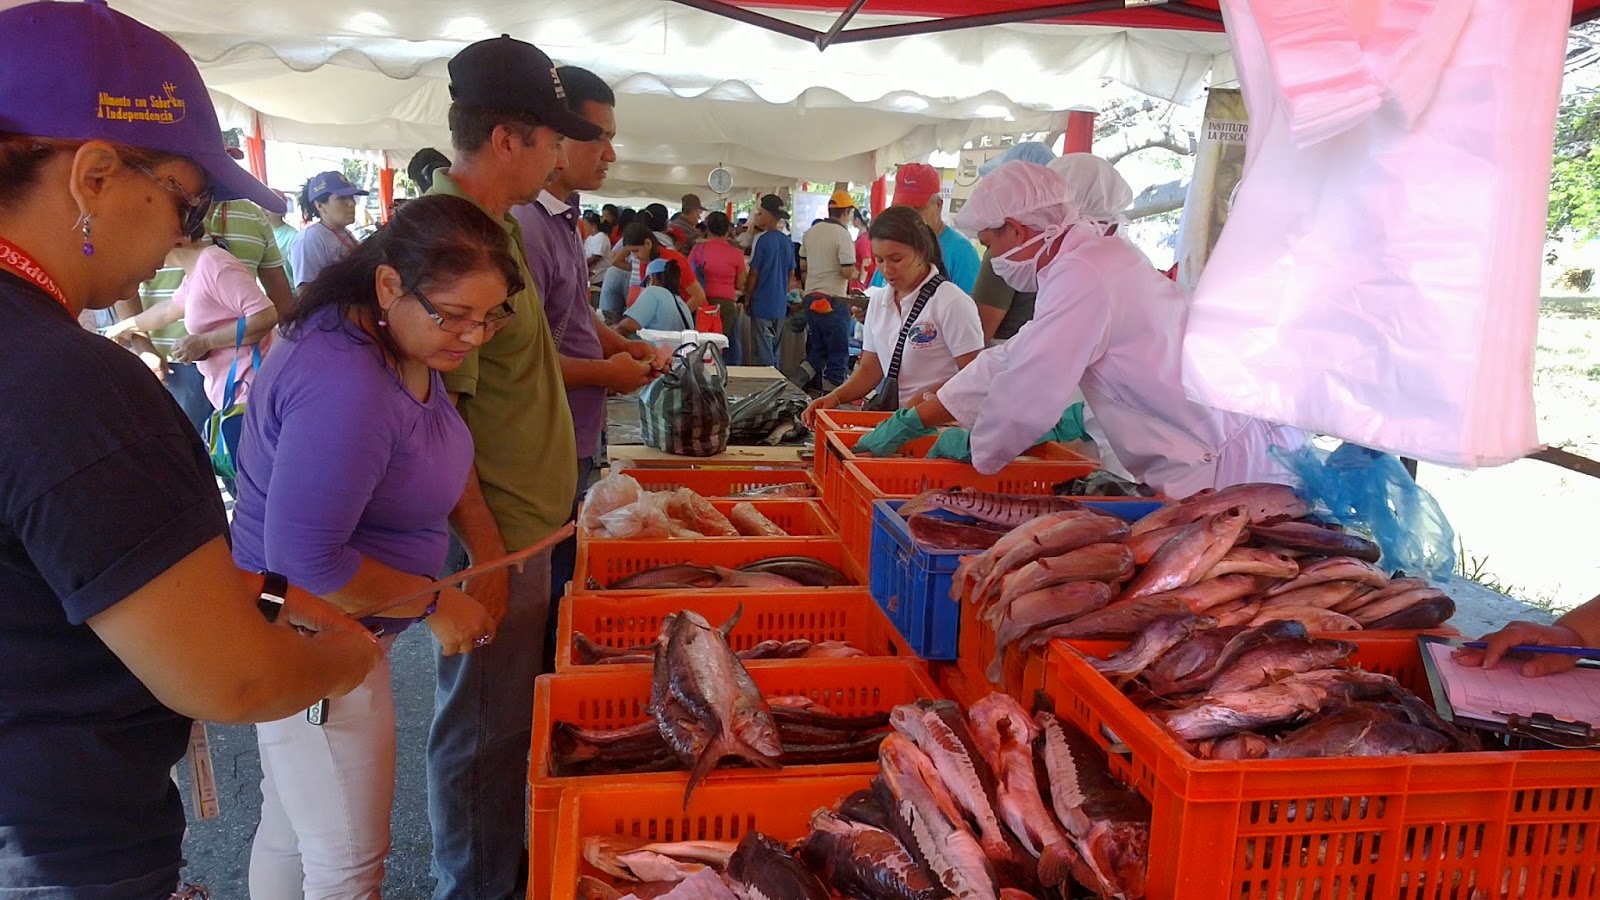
[1034,712,1151,899]
[990,582,1117,683]
[1264,556,1389,595]
[1247,606,1361,631]
[909,514,1012,552]
[799,809,945,900]
[1202,547,1301,580]
[875,734,999,900]
[899,489,1097,527]
[612,564,724,590]
[650,609,783,806]
[1245,520,1381,563]
[582,836,737,883]
[1205,637,1357,694]
[1145,621,1308,697]
[1264,704,1451,759]
[955,512,1086,601]
[891,701,1038,891]
[1257,582,1370,612]
[1119,523,1190,566]
[966,694,1078,888]
[987,541,1136,617]
[1158,681,1328,741]
[725,831,828,900]
[1139,574,1273,615]
[975,515,1131,606]
[1090,614,1216,682]
[1129,482,1309,536]
[1120,507,1249,601]
[1030,593,1185,642]
[1363,594,1454,630]
[736,556,853,587]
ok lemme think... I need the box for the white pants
[249,640,396,900]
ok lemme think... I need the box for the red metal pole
[245,111,268,183]
[1063,110,1096,154]
[870,173,888,215]
[379,164,396,224]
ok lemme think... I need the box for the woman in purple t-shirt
[230,194,520,897]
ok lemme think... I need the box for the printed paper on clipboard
[1420,635,1600,730]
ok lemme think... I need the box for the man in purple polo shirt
[511,66,655,648]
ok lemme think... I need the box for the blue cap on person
[0,0,285,214]
[645,258,671,277]
[307,171,370,204]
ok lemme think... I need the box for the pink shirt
[176,246,274,409]
[689,238,747,301]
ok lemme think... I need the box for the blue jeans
[164,361,213,435]
[751,317,783,368]
[546,455,595,671]
[428,540,553,900]
[597,266,629,324]
[805,301,851,386]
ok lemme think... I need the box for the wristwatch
[257,570,289,623]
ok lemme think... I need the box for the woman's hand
[426,586,494,657]
[280,589,383,698]
[801,392,841,428]
[170,333,215,364]
[1453,620,1587,677]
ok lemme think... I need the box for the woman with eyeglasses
[0,3,382,896]
[228,193,513,897]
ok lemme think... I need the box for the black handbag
[864,274,945,411]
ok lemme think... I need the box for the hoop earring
[75,214,94,257]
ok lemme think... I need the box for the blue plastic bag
[1273,441,1456,580]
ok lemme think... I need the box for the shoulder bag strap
[220,317,247,409]
[883,274,946,382]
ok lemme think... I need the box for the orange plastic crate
[578,499,836,540]
[571,538,861,596]
[836,456,1099,573]
[546,775,874,900]
[552,588,918,671]
[1043,636,1600,899]
[620,467,818,498]
[529,660,940,894]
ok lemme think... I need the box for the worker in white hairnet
[857,161,1304,498]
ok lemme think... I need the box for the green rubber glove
[856,407,935,457]
[1043,402,1089,443]
[924,427,973,462]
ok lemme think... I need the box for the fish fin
[986,654,1005,686]
[719,603,744,641]
[1037,842,1078,888]
[682,737,727,810]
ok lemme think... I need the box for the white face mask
[988,229,1054,293]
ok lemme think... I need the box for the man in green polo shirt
[423,35,601,900]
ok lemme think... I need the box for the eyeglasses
[409,288,516,335]
[127,162,214,237]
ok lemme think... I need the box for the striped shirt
[135,201,286,346]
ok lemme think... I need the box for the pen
[1460,642,1600,659]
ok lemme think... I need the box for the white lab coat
[937,228,1303,498]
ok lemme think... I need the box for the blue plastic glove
[924,427,973,462]
[1043,402,1089,443]
[855,407,935,457]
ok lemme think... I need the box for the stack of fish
[580,473,799,539]
[1076,615,1481,760]
[573,692,1151,900]
[552,608,889,784]
[901,483,1455,684]
[596,556,854,590]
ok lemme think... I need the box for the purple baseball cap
[0,0,284,214]
[306,171,370,204]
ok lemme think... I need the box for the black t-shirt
[0,271,229,897]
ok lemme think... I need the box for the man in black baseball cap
[760,192,790,221]
[425,34,600,900]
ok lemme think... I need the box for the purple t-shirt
[513,191,605,459]
[230,309,473,592]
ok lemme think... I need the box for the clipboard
[1418,635,1600,749]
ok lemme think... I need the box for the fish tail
[1037,842,1078,888]
[682,737,727,810]
[719,602,744,640]
[986,653,1006,686]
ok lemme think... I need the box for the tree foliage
[1548,88,1600,238]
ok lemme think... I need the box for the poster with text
[1174,88,1248,290]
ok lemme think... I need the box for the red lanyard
[324,221,357,251]
[0,236,70,311]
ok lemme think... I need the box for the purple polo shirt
[513,191,606,459]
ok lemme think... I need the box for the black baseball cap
[759,193,789,220]
[447,35,603,141]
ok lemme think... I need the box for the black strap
[884,274,945,381]
[673,296,693,330]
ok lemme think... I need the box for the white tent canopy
[101,0,1231,197]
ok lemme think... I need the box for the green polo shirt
[428,170,577,550]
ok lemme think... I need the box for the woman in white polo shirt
[288,170,367,290]
[802,205,984,425]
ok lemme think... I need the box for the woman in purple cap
[289,170,369,291]
[0,2,381,897]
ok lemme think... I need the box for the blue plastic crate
[868,498,1162,660]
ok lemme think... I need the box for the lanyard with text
[0,236,70,311]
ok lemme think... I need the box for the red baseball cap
[892,163,942,209]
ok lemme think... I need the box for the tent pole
[815,0,870,50]
[660,0,820,42]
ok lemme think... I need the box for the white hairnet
[1047,153,1134,220]
[954,161,1075,237]
[977,141,1058,177]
